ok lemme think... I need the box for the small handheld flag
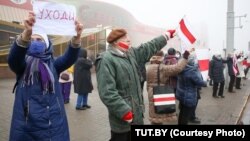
[177,16,197,47]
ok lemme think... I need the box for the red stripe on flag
[180,19,196,44]
[198,59,209,71]
[153,97,175,102]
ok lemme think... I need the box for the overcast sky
[99,0,250,54]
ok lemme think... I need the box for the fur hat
[107,28,127,44]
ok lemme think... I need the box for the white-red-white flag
[153,94,176,106]
[177,17,197,47]
[196,48,210,81]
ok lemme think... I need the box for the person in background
[59,65,74,104]
[146,50,190,125]
[209,54,227,98]
[176,52,207,125]
[74,48,93,110]
[227,53,236,93]
[242,56,250,79]
[235,52,245,89]
[164,48,178,64]
[163,47,178,93]
[95,28,175,141]
[8,11,83,141]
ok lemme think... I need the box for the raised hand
[165,29,176,39]
[167,29,176,38]
[72,20,83,44]
[22,11,36,41]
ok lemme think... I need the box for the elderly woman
[95,28,176,141]
[176,53,207,125]
[146,50,190,125]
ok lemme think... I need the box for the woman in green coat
[95,28,175,141]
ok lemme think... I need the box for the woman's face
[115,35,131,52]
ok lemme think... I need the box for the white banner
[33,1,77,36]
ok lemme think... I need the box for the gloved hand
[165,29,176,39]
[122,111,133,123]
[182,50,190,59]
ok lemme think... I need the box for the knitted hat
[107,28,127,43]
[188,53,197,66]
[79,48,87,58]
[168,48,176,55]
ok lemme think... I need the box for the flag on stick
[177,17,197,47]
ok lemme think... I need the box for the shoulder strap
[12,75,21,93]
[157,64,161,85]
[12,81,18,93]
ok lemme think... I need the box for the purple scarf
[22,41,55,94]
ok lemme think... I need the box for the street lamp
[227,14,247,29]
[228,14,247,29]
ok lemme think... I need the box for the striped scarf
[21,41,55,94]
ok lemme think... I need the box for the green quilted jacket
[95,35,167,133]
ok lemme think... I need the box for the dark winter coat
[8,39,80,141]
[176,65,207,107]
[227,57,235,76]
[74,49,93,94]
[209,56,227,83]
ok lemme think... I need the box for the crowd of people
[209,51,250,98]
[7,11,250,141]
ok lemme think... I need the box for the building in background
[0,0,207,78]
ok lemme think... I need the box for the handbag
[60,73,70,81]
[153,64,176,114]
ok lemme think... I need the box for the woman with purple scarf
[8,12,83,141]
